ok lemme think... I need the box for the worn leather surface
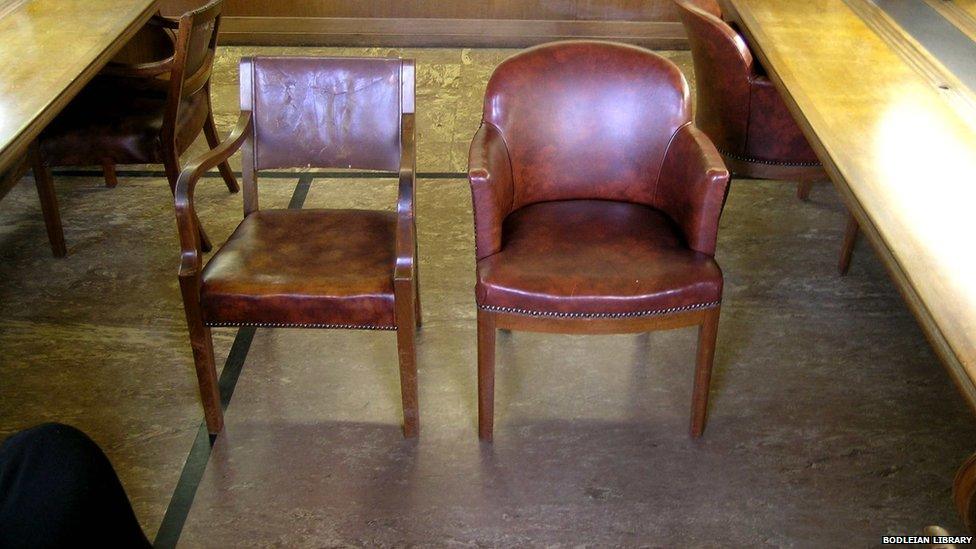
[248,57,403,172]
[481,41,691,209]
[476,200,723,316]
[656,124,730,256]
[468,41,728,317]
[745,76,819,164]
[37,1,220,167]
[468,122,514,261]
[38,86,208,166]
[675,0,820,167]
[200,209,397,327]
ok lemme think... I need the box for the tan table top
[0,0,158,173]
[724,0,976,408]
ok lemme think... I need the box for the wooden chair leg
[690,307,720,438]
[414,245,423,328]
[163,150,212,252]
[180,296,223,434]
[395,280,420,437]
[838,213,859,276]
[28,147,66,257]
[796,180,813,201]
[477,309,496,441]
[102,159,119,188]
[203,106,240,193]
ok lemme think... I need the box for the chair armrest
[148,13,180,30]
[395,114,417,282]
[101,57,174,80]
[175,111,252,278]
[467,122,515,261]
[656,123,730,256]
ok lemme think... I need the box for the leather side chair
[675,0,859,274]
[468,41,731,441]
[30,0,238,256]
[174,57,421,437]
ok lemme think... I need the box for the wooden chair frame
[477,305,720,442]
[30,0,237,256]
[174,58,420,436]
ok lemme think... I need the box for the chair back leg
[691,306,721,437]
[477,309,496,441]
[203,106,240,194]
[838,213,859,275]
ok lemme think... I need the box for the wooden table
[723,0,976,531]
[0,0,159,176]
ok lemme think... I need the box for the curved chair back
[674,0,755,155]
[482,41,691,210]
[162,0,223,146]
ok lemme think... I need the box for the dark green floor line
[152,327,256,549]
[50,168,467,180]
[153,177,310,548]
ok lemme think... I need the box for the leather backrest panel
[675,0,754,154]
[248,56,403,171]
[483,41,691,209]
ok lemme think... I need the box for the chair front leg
[477,309,497,441]
[102,159,119,188]
[796,180,813,201]
[394,278,419,438]
[179,279,223,434]
[691,306,721,438]
[28,145,66,257]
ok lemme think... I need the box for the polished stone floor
[1,46,974,546]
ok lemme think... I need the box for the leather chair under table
[175,56,421,436]
[675,0,860,274]
[30,0,238,256]
[468,41,731,441]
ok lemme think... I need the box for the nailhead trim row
[718,148,821,168]
[205,321,396,330]
[479,300,721,319]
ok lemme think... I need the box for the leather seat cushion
[476,200,723,317]
[201,209,397,328]
[38,84,208,166]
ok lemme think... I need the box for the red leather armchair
[469,41,731,441]
[30,0,238,256]
[675,0,859,274]
[175,57,421,436]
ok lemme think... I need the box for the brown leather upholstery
[29,0,237,257]
[675,0,820,169]
[676,0,861,277]
[38,85,208,166]
[469,41,730,441]
[174,56,420,436]
[476,200,723,317]
[482,41,691,210]
[469,41,729,318]
[248,57,405,171]
[200,209,397,328]
[36,0,223,168]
